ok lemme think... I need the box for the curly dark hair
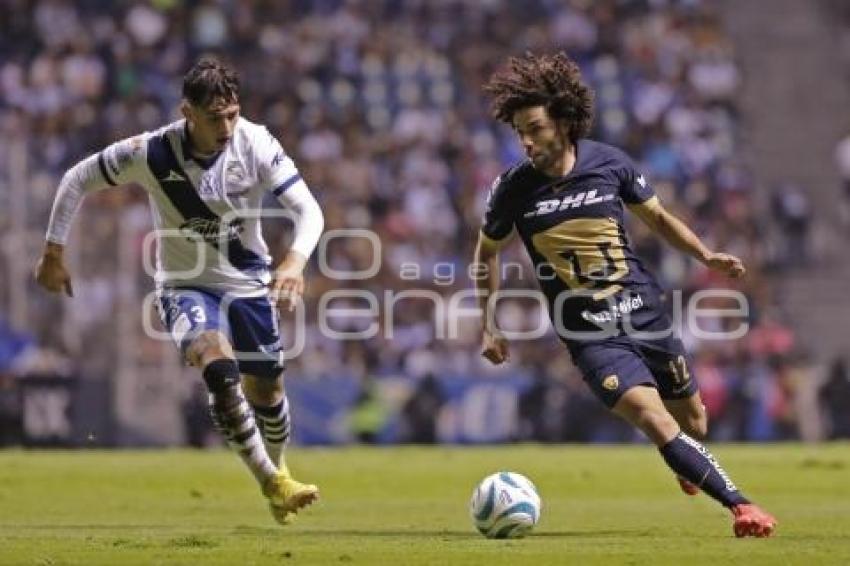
[182,58,240,107]
[484,52,594,143]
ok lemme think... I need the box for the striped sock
[203,360,276,486]
[251,396,291,468]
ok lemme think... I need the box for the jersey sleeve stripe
[97,152,117,186]
[271,173,302,196]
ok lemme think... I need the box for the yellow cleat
[263,471,320,526]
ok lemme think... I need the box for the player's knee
[186,331,234,367]
[202,358,241,396]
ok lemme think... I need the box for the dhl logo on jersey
[524,189,615,218]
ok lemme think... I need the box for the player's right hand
[481,328,510,365]
[34,243,74,297]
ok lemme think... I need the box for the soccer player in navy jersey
[474,52,776,537]
[35,59,322,525]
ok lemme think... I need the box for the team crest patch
[602,374,619,391]
[225,161,246,184]
[225,161,251,196]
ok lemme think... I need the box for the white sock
[208,386,277,486]
[252,395,291,470]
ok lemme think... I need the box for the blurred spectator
[0,318,35,374]
[835,133,850,230]
[0,372,22,446]
[819,358,850,439]
[518,372,551,442]
[400,373,445,444]
[182,381,218,448]
[771,184,812,267]
[349,379,390,444]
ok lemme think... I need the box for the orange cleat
[731,503,777,538]
[676,476,700,496]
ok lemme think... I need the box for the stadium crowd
[0,0,828,443]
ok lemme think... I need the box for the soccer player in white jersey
[35,58,323,525]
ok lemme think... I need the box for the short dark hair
[182,58,240,107]
[484,52,594,143]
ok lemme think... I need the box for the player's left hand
[271,251,307,313]
[705,252,746,278]
[481,328,510,365]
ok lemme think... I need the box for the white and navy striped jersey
[46,117,324,296]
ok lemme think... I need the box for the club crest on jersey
[524,189,615,218]
[602,374,619,391]
[225,161,251,196]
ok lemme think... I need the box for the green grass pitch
[1,444,849,565]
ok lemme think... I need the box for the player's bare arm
[473,230,511,365]
[34,241,74,297]
[628,195,746,278]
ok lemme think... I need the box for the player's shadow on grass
[8,524,173,531]
[532,529,649,538]
[233,526,475,538]
[17,525,639,540]
[232,526,637,539]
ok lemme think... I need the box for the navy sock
[659,432,749,508]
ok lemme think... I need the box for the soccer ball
[469,471,541,539]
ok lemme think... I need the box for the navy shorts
[567,318,698,408]
[157,287,285,380]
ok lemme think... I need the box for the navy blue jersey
[482,139,667,344]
